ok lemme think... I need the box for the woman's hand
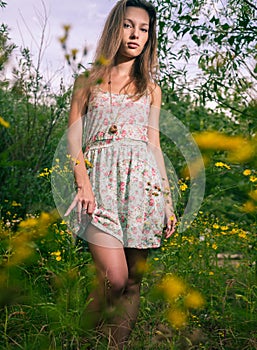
[164,208,177,238]
[64,185,96,224]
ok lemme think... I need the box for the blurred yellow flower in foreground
[135,260,149,274]
[159,275,186,299]
[241,200,256,213]
[0,116,10,128]
[184,291,205,309]
[19,218,38,228]
[96,55,111,66]
[249,190,257,201]
[182,154,208,179]
[193,131,255,163]
[167,309,187,329]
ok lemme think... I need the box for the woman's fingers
[64,197,79,216]
[86,200,96,215]
[165,214,177,238]
[64,195,96,221]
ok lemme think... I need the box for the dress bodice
[84,87,151,150]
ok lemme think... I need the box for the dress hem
[78,219,163,250]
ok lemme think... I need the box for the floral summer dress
[78,87,165,249]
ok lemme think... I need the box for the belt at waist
[85,137,148,152]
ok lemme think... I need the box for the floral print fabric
[78,87,165,249]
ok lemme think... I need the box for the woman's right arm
[64,75,96,222]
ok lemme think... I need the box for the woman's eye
[141,28,148,33]
[124,23,131,28]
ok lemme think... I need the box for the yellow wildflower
[19,217,38,228]
[96,55,111,66]
[228,141,254,163]
[243,169,251,176]
[250,176,257,183]
[63,24,71,32]
[215,162,231,169]
[39,212,51,225]
[220,225,228,231]
[241,200,256,213]
[180,183,188,191]
[238,231,247,239]
[159,275,186,300]
[184,291,205,309]
[193,131,242,150]
[135,260,148,274]
[65,54,71,64]
[230,228,238,234]
[194,131,254,162]
[0,116,10,128]
[212,243,218,250]
[209,271,214,276]
[59,36,67,44]
[9,246,34,266]
[181,154,208,179]
[11,201,21,207]
[85,158,93,168]
[71,48,79,59]
[249,190,257,201]
[212,223,219,229]
[51,251,62,261]
[167,309,187,329]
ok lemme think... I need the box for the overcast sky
[1,0,118,89]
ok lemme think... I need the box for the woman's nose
[130,27,139,39]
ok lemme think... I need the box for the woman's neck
[112,56,135,78]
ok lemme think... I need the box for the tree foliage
[154,0,257,114]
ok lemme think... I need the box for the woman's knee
[106,271,128,295]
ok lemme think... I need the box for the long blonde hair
[77,0,158,104]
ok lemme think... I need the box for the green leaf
[228,36,235,45]
[192,34,201,46]
[221,23,230,31]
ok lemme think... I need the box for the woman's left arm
[147,84,177,238]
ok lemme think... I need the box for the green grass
[0,209,256,349]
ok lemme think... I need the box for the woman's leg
[80,224,148,349]
[108,248,148,348]
[80,224,128,332]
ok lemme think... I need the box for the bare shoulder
[149,82,162,107]
[73,72,89,95]
[73,73,89,92]
[69,72,90,122]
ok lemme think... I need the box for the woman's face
[118,6,150,59]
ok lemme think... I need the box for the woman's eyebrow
[124,18,149,26]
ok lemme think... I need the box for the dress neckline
[97,86,132,97]
[95,86,151,103]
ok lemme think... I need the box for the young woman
[65,0,177,348]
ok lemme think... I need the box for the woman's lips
[127,42,139,49]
